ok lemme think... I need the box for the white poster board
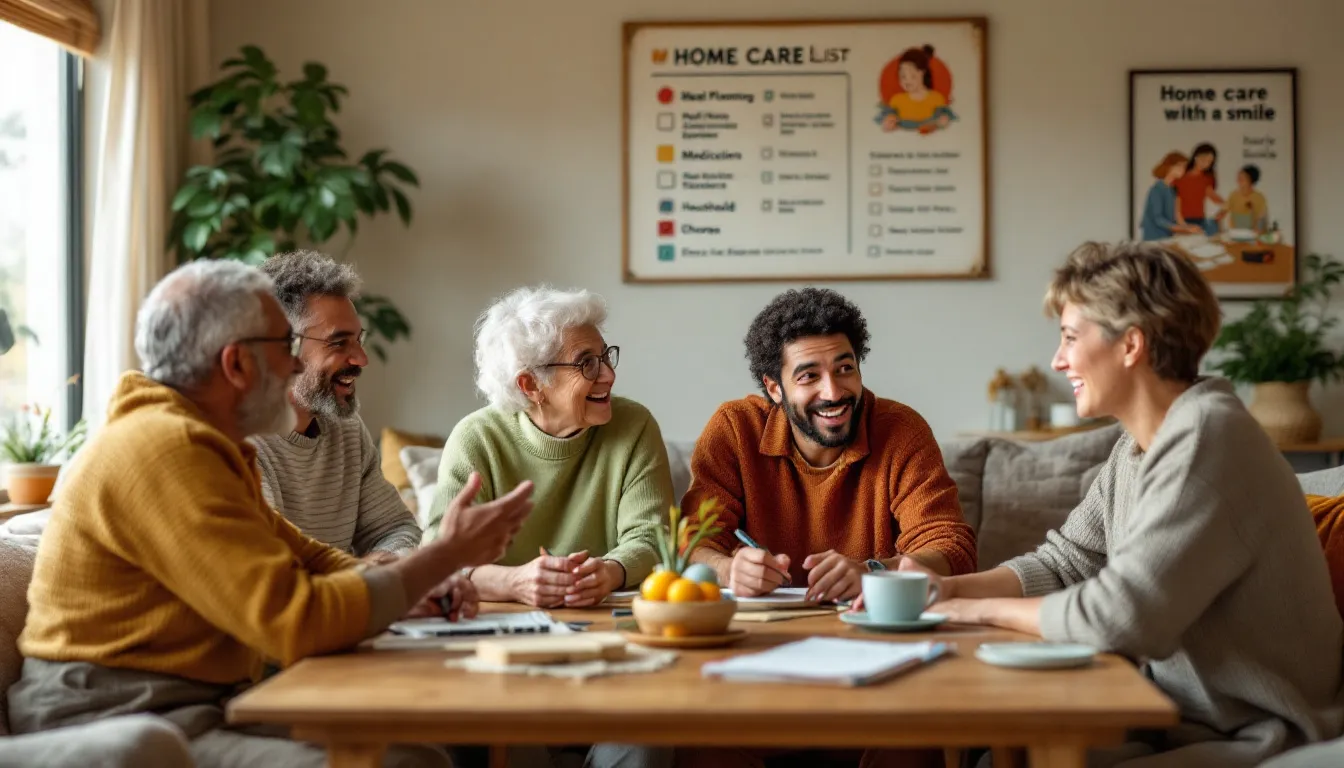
[623,18,989,283]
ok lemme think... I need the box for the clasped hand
[509,550,619,608]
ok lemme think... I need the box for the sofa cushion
[665,440,695,505]
[0,534,39,735]
[379,427,444,492]
[401,445,445,529]
[1299,466,1344,498]
[976,424,1123,571]
[939,438,990,532]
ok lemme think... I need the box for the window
[0,20,82,430]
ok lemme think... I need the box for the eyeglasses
[296,329,368,355]
[237,332,302,358]
[539,345,619,381]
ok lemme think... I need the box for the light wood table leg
[992,747,1025,768]
[328,743,385,768]
[1028,743,1086,768]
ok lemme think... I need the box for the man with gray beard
[250,250,422,562]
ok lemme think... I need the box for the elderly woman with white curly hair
[425,285,672,608]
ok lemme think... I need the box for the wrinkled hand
[802,550,864,602]
[563,557,622,608]
[729,548,792,597]
[508,552,588,608]
[361,550,400,566]
[405,572,479,621]
[436,473,533,568]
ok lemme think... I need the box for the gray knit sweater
[1005,378,1344,766]
[250,415,422,557]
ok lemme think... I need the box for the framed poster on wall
[622,17,989,283]
[1129,68,1299,299]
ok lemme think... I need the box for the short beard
[780,390,863,449]
[239,367,298,437]
[293,365,360,419]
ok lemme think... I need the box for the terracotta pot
[3,463,60,506]
[1248,381,1322,445]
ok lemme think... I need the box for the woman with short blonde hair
[889,241,1344,767]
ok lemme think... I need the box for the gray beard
[293,368,358,420]
[239,368,297,436]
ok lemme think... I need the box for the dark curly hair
[745,288,871,396]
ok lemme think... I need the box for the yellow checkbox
[657,145,675,163]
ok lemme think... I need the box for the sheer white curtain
[81,0,210,430]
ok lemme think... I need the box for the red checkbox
[658,220,675,237]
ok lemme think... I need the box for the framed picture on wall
[1129,68,1299,299]
[622,17,990,283]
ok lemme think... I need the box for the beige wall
[211,0,1344,443]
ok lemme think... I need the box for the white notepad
[725,587,826,611]
[702,637,950,686]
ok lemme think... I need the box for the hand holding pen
[729,529,793,595]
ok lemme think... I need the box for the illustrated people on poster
[1174,143,1226,236]
[875,45,956,134]
[1221,164,1270,238]
[1140,151,1204,241]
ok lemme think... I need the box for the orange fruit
[666,578,704,603]
[699,582,722,601]
[640,570,679,601]
[662,624,689,638]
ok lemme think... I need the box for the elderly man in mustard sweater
[9,260,533,768]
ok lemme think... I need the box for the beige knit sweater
[1005,378,1344,767]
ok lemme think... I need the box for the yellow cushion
[379,428,444,491]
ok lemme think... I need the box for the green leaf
[190,110,223,139]
[318,187,337,208]
[390,187,411,225]
[303,62,328,82]
[382,161,419,186]
[188,196,222,218]
[171,185,201,212]
[183,221,211,252]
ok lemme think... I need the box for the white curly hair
[474,286,608,412]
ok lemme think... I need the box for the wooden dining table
[226,604,1177,768]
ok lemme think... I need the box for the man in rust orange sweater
[686,287,977,603]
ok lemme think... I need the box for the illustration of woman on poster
[1141,151,1204,241]
[876,45,956,134]
[1174,143,1225,235]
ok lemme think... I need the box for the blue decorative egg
[680,563,719,587]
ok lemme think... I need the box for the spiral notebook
[702,637,950,687]
[388,611,557,638]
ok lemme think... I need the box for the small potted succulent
[632,499,737,640]
[1,405,86,506]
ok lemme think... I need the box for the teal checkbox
[657,245,675,261]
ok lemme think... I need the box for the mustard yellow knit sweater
[20,372,370,684]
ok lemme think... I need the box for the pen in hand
[733,529,792,587]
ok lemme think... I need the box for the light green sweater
[424,397,671,587]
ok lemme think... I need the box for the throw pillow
[938,437,990,532]
[401,445,444,529]
[380,428,444,492]
[0,534,39,735]
[977,424,1122,571]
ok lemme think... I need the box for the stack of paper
[725,587,825,611]
[702,637,950,687]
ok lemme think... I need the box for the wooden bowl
[631,596,737,636]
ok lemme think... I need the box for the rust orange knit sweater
[682,390,977,581]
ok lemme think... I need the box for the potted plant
[1209,253,1344,444]
[1,405,86,506]
[168,46,420,362]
